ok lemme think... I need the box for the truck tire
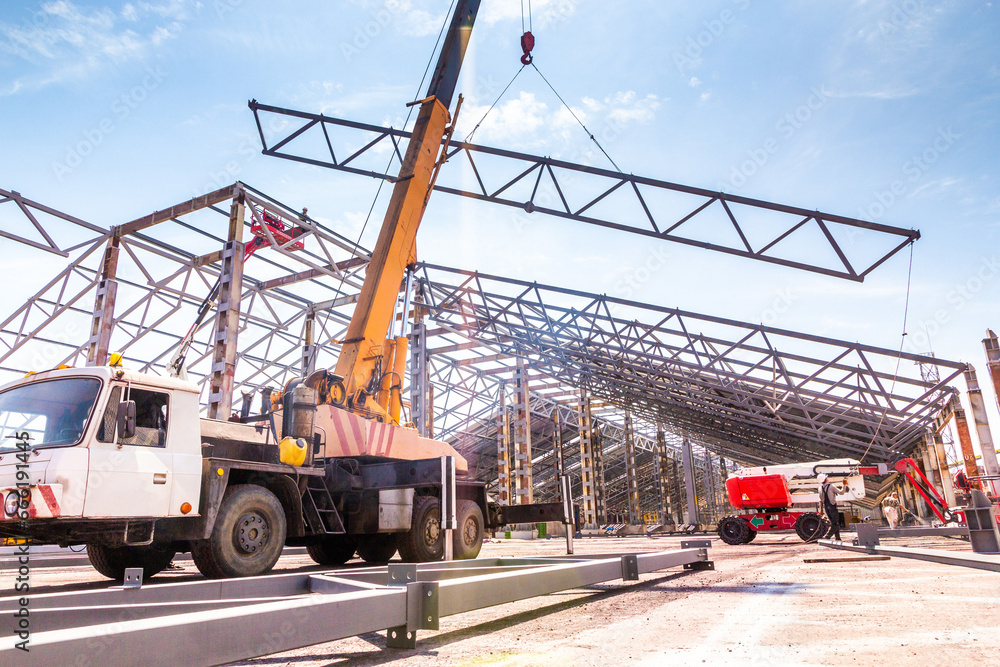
[745,528,758,543]
[356,534,398,563]
[307,536,357,566]
[192,484,287,578]
[453,499,484,560]
[794,512,826,542]
[716,516,749,545]
[87,544,176,581]
[397,495,442,563]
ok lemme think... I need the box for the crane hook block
[520,31,535,65]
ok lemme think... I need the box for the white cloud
[457,91,550,144]
[689,76,701,88]
[455,88,661,151]
[0,0,189,94]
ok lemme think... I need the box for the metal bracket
[385,626,416,649]
[683,560,715,571]
[387,563,417,587]
[407,581,440,631]
[122,568,143,589]
[620,554,639,581]
[680,539,711,549]
[855,523,880,549]
[385,570,439,649]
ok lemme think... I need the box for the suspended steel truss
[248,102,920,282]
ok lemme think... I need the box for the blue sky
[1,1,999,449]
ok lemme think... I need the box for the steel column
[409,321,429,436]
[85,237,120,366]
[302,309,317,375]
[594,427,607,524]
[512,359,533,504]
[966,366,1000,495]
[553,408,565,477]
[951,396,983,483]
[682,438,699,525]
[670,457,684,524]
[656,427,670,524]
[578,389,598,528]
[207,196,246,420]
[985,329,1000,412]
[624,410,640,525]
[496,385,511,506]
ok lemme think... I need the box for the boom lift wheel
[356,534,399,563]
[716,516,750,545]
[744,527,758,543]
[192,484,287,578]
[86,544,176,580]
[306,535,357,566]
[794,512,826,542]
[397,495,443,562]
[453,499,484,560]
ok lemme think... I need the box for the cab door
[84,384,174,518]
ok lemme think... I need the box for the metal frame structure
[0,184,964,528]
[0,545,713,662]
[248,103,920,282]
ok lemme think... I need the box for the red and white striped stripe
[1,484,62,520]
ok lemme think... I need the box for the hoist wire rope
[860,240,916,463]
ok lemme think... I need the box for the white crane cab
[0,366,203,524]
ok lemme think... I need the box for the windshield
[0,377,102,453]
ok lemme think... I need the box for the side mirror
[117,400,136,440]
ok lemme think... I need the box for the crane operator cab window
[98,386,169,447]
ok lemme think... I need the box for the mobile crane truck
[0,0,564,580]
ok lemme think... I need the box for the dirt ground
[17,532,1000,666]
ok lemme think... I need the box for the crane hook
[520,31,534,65]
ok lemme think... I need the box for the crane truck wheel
[356,534,399,563]
[306,536,357,566]
[745,528,758,543]
[453,499,484,560]
[794,512,826,542]
[87,544,176,581]
[192,484,287,578]
[716,516,750,545]
[397,495,443,563]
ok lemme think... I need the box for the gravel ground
[13,532,999,666]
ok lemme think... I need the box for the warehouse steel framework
[0,184,967,526]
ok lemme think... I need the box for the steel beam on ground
[0,549,710,664]
[820,539,1000,573]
